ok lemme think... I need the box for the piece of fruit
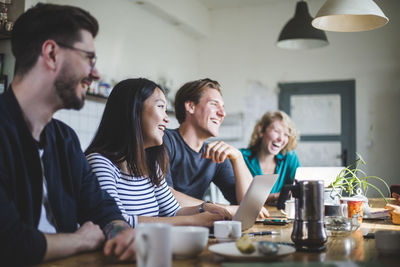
[236,234,255,254]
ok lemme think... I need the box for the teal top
[239,148,300,193]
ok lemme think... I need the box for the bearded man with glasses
[0,3,135,265]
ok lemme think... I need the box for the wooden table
[37,199,400,266]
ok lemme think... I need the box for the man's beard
[55,62,87,110]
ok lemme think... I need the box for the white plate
[208,242,295,260]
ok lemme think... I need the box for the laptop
[294,167,344,187]
[276,166,345,209]
[232,174,279,230]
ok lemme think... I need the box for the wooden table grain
[36,198,399,266]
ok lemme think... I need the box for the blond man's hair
[174,78,221,124]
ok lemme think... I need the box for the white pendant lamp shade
[312,0,389,32]
[277,1,328,50]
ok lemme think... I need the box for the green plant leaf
[329,153,388,201]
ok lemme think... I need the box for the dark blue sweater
[0,89,123,265]
[164,128,237,204]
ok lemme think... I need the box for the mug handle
[339,203,347,217]
[135,232,149,266]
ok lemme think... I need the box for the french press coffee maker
[278,180,327,251]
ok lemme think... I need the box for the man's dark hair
[11,3,99,76]
[85,78,168,187]
[174,78,221,124]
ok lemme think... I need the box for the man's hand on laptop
[203,202,232,220]
[257,206,270,220]
[203,141,242,163]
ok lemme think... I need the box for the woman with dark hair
[240,110,300,204]
[86,78,229,227]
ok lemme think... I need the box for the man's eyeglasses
[56,42,97,72]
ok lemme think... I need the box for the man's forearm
[231,155,253,203]
[43,233,83,262]
[43,221,105,262]
[169,187,203,206]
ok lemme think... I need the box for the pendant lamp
[277,0,328,50]
[312,0,389,32]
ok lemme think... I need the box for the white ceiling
[199,0,280,10]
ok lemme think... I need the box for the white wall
[48,0,197,149]
[197,0,400,195]
[49,0,199,90]
[3,0,398,195]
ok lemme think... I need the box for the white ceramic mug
[214,221,241,242]
[284,199,295,220]
[135,223,172,267]
[339,196,365,218]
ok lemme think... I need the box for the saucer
[209,242,295,260]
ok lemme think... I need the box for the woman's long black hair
[85,78,168,186]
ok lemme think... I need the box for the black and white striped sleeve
[86,153,138,227]
[154,178,180,217]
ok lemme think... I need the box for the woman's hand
[192,212,225,227]
[257,206,270,220]
[203,202,232,220]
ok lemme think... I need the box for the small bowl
[325,216,359,237]
[375,230,400,255]
[171,226,209,259]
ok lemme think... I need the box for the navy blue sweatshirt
[0,89,123,265]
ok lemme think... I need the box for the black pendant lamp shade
[277,1,329,49]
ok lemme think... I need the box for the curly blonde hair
[248,110,298,155]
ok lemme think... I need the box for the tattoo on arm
[103,221,130,240]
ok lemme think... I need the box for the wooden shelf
[0,30,11,40]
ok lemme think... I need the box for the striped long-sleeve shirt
[86,153,181,227]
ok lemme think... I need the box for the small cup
[340,197,365,223]
[347,200,364,223]
[284,199,295,220]
[135,223,172,267]
[5,21,13,32]
[171,226,209,259]
[214,221,241,242]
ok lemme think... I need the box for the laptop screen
[233,174,279,230]
[294,167,344,187]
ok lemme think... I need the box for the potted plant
[328,153,390,204]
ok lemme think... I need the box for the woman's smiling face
[260,120,290,155]
[141,87,169,149]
